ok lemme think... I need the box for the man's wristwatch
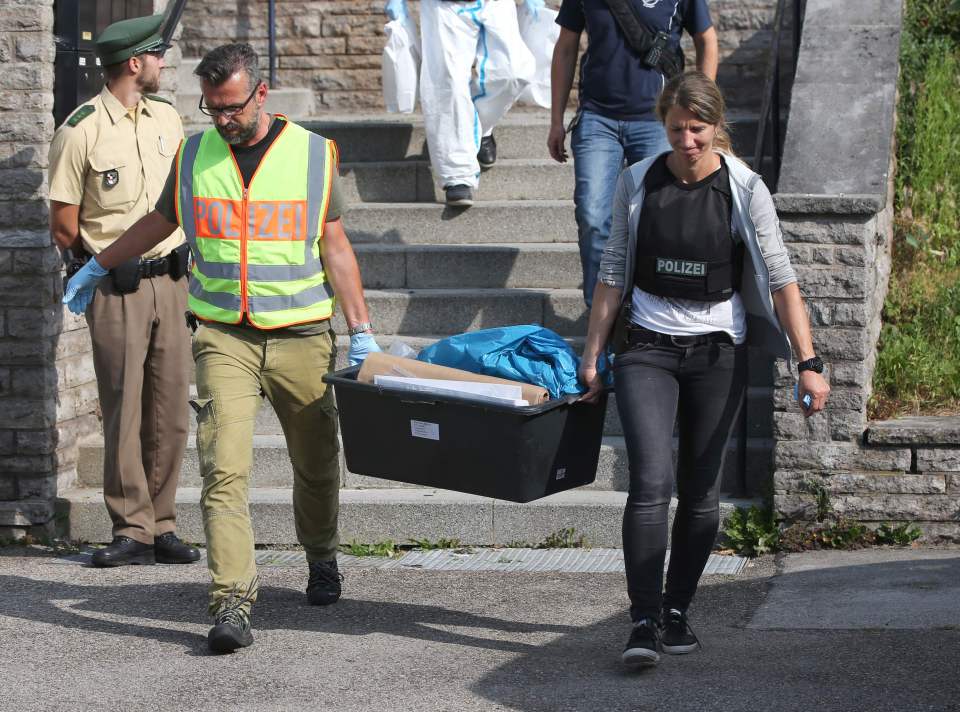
[797,355,824,374]
[347,321,374,336]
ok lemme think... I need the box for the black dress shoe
[477,133,497,168]
[154,532,201,564]
[91,536,155,567]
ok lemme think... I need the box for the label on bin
[410,420,440,441]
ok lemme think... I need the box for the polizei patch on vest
[656,258,707,277]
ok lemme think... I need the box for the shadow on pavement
[0,574,574,658]
[470,556,960,712]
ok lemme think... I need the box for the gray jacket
[598,152,797,358]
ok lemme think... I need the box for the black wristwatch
[797,355,824,374]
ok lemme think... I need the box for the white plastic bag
[382,16,421,114]
[517,5,559,109]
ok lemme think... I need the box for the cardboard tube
[357,353,551,405]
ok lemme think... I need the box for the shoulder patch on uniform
[66,105,95,127]
[144,94,174,106]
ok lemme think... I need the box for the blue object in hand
[349,332,382,366]
[524,0,546,19]
[384,0,408,21]
[794,382,813,410]
[62,256,109,315]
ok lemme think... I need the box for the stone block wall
[766,0,957,539]
[179,0,786,115]
[0,0,177,539]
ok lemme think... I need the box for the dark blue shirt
[556,0,713,121]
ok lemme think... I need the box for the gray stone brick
[775,441,910,472]
[15,475,56,500]
[795,266,868,299]
[779,216,874,245]
[0,454,54,475]
[15,429,55,455]
[0,498,53,526]
[917,448,960,473]
[866,416,960,445]
[0,398,56,429]
[0,429,13,455]
[0,477,15,500]
[10,366,57,396]
[13,245,60,274]
[829,411,866,442]
[0,273,56,305]
[0,337,55,364]
[7,306,61,338]
[947,475,960,493]
[778,493,960,522]
[774,470,946,495]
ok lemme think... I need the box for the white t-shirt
[630,286,747,344]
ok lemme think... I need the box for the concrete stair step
[331,288,587,337]
[77,427,772,495]
[58,486,757,547]
[355,243,583,290]
[292,112,764,163]
[346,200,577,245]
[176,87,315,125]
[340,158,573,203]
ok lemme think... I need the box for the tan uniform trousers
[86,274,190,545]
[190,322,340,614]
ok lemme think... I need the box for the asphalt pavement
[1,545,958,712]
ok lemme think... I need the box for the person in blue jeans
[548,0,718,305]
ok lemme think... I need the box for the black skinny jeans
[614,336,747,622]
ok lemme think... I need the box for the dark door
[53,0,156,127]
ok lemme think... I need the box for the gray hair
[194,43,261,90]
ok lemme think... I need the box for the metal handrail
[268,0,277,88]
[751,0,806,189]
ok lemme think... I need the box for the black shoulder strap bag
[600,0,685,79]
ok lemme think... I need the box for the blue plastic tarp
[417,325,587,399]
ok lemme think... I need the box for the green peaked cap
[96,14,171,66]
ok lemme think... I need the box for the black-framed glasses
[198,82,262,118]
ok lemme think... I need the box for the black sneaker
[91,536,155,567]
[444,184,474,207]
[660,608,701,654]
[154,532,201,564]
[477,133,497,168]
[621,617,660,666]
[306,559,343,606]
[208,582,257,654]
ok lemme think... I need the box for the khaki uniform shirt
[48,86,185,258]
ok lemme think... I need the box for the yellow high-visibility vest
[175,116,338,329]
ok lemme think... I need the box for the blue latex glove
[349,332,382,366]
[524,0,545,19]
[62,256,109,315]
[384,0,408,21]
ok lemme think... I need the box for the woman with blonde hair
[579,71,830,666]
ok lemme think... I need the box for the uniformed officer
[48,14,200,567]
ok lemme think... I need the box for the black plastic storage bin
[323,366,608,503]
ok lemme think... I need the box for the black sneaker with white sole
[660,608,701,654]
[621,617,660,666]
[444,184,474,207]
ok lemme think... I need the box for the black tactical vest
[633,155,743,302]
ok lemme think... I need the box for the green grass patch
[339,540,400,557]
[871,0,960,418]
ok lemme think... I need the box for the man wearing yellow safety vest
[64,43,382,654]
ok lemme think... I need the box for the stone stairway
[62,110,767,546]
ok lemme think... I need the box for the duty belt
[138,254,173,278]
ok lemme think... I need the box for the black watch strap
[797,356,824,374]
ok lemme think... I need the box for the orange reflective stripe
[193,197,243,239]
[248,200,307,241]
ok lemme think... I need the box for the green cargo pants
[190,322,340,615]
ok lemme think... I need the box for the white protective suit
[419,0,535,190]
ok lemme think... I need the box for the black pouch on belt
[168,243,190,281]
[111,257,142,294]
